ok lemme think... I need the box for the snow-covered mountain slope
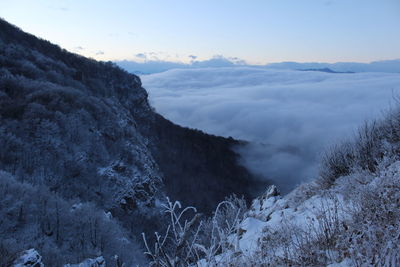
[194,165,400,266]
[0,18,260,266]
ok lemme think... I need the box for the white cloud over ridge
[141,68,400,193]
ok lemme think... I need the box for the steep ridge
[0,18,261,265]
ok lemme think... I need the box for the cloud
[117,60,187,74]
[95,51,105,55]
[73,46,84,51]
[135,53,147,59]
[116,55,247,74]
[191,55,239,68]
[141,67,400,193]
[132,52,177,63]
[228,57,247,65]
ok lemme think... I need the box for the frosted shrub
[319,108,400,189]
[319,141,354,189]
[143,195,247,267]
[337,173,400,266]
[142,197,202,267]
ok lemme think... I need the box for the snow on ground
[13,249,44,267]
[195,158,400,266]
[64,256,105,267]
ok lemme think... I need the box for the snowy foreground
[13,161,400,266]
[196,161,400,266]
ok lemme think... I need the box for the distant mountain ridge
[298,67,354,74]
[116,58,400,74]
[266,59,400,73]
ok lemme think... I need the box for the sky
[142,68,400,192]
[1,0,399,64]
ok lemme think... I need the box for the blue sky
[1,0,399,64]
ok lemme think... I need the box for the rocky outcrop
[64,256,105,267]
[13,249,44,267]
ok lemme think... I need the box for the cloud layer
[118,58,400,75]
[141,68,400,193]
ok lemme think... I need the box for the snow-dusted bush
[197,195,247,262]
[143,195,247,267]
[335,165,400,266]
[319,108,400,189]
[319,141,354,189]
[142,197,202,267]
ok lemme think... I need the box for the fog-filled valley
[141,68,400,192]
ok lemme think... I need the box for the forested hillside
[0,18,260,266]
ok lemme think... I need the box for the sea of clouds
[141,67,400,193]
